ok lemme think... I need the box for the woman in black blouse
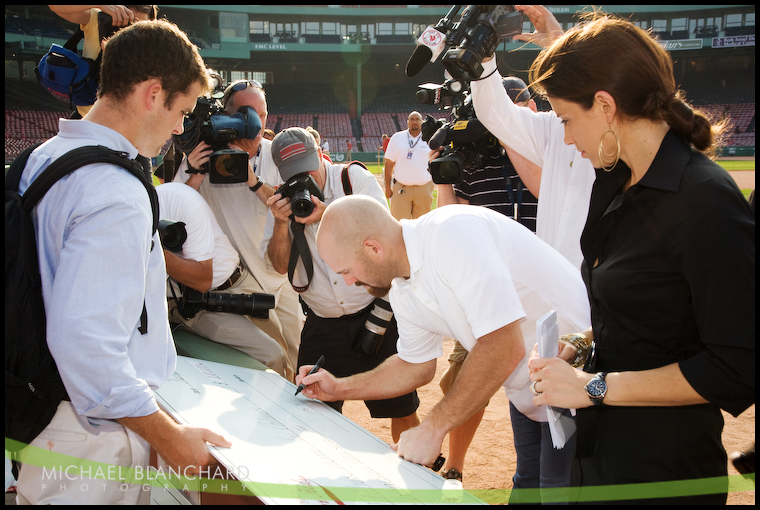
[525,14,755,504]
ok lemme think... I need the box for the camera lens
[290,189,315,217]
[158,220,187,253]
[438,160,461,180]
[201,292,275,319]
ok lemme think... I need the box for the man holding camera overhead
[262,128,420,442]
[174,79,303,382]
[156,182,289,377]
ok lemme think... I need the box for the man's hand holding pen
[295,362,342,401]
[295,363,446,472]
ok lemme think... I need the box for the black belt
[216,266,242,291]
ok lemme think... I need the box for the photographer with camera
[262,128,420,443]
[48,5,158,118]
[174,79,303,383]
[156,182,288,378]
[384,111,434,220]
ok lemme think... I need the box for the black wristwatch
[584,372,608,406]
[249,178,263,192]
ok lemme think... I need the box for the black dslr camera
[178,287,275,320]
[417,80,502,184]
[159,218,276,320]
[437,5,523,82]
[274,174,324,218]
[172,73,262,184]
[97,11,133,42]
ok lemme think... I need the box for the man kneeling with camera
[156,182,289,377]
[262,128,420,443]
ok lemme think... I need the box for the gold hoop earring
[598,127,620,172]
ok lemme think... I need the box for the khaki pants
[15,401,152,505]
[439,340,491,411]
[390,180,435,220]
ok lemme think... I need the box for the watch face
[587,378,607,397]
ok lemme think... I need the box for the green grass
[366,159,753,203]
[366,159,753,173]
[364,162,384,175]
[716,160,755,171]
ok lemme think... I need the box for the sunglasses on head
[223,80,263,106]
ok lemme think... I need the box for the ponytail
[663,92,728,158]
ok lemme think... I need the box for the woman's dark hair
[98,19,209,109]
[529,14,727,158]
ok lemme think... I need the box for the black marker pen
[294,355,325,396]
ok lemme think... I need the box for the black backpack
[5,143,158,453]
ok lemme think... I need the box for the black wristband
[249,179,263,192]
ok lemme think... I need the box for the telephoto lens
[201,292,275,319]
[353,298,394,356]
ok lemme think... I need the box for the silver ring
[531,380,542,396]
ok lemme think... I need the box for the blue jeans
[509,402,576,505]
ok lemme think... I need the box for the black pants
[297,303,419,418]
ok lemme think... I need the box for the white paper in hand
[536,310,576,449]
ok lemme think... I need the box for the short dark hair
[98,19,208,108]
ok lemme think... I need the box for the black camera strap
[288,161,367,293]
[288,220,314,293]
[286,162,366,293]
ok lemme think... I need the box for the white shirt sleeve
[471,58,559,168]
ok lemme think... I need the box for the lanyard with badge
[251,145,261,176]
[407,132,421,160]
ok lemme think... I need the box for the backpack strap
[20,146,159,238]
[340,160,368,196]
[12,145,159,335]
[5,142,45,195]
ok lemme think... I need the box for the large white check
[153,356,484,505]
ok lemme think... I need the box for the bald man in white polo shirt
[298,196,590,490]
[383,111,434,219]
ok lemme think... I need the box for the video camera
[417,79,502,184]
[406,5,523,82]
[172,71,262,184]
[406,6,522,183]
